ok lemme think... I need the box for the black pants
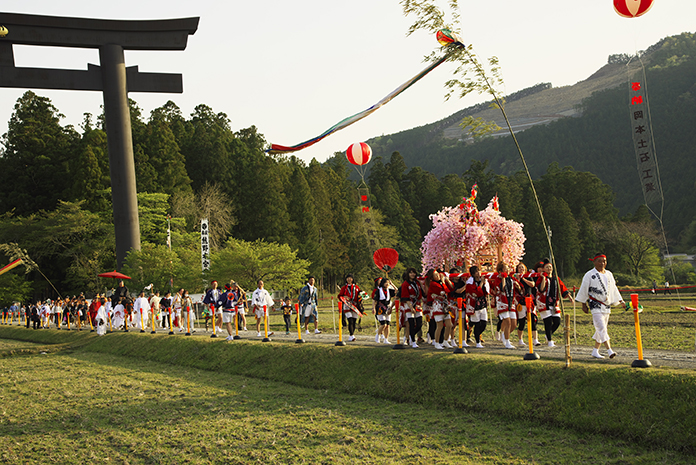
[283,314,291,332]
[427,318,445,343]
[543,315,561,341]
[408,316,422,343]
[347,317,357,336]
[428,317,436,341]
[473,320,487,343]
[517,313,538,332]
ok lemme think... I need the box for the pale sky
[0,1,693,164]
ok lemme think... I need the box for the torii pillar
[0,13,199,269]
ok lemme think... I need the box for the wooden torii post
[0,12,199,268]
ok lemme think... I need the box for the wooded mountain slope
[366,33,696,242]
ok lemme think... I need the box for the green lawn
[0,350,691,464]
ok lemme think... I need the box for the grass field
[1,293,695,463]
[1,349,693,464]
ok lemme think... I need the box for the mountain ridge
[358,32,696,243]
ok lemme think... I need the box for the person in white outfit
[133,291,151,330]
[575,253,624,359]
[96,298,108,336]
[251,280,274,337]
[111,301,125,330]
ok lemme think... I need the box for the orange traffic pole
[233,309,241,340]
[454,297,466,354]
[262,305,271,342]
[524,296,540,360]
[295,303,304,344]
[140,308,146,333]
[151,308,156,334]
[392,301,405,349]
[630,293,651,368]
[336,301,346,346]
[185,306,191,336]
[168,308,174,335]
[210,304,218,338]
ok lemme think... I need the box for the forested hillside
[364,33,696,246]
[1,34,693,302]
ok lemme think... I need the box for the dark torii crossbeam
[0,12,199,269]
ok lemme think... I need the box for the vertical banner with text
[630,80,663,206]
[201,218,210,271]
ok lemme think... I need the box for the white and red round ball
[346,142,372,166]
[613,0,654,18]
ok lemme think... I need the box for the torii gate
[0,12,199,268]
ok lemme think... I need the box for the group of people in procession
[2,252,623,359]
[202,277,322,341]
[334,252,622,359]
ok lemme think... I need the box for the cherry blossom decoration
[421,195,525,272]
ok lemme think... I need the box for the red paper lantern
[346,142,372,166]
[613,0,654,18]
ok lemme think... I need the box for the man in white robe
[96,299,108,336]
[575,254,624,359]
[133,291,150,330]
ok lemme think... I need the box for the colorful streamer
[0,258,23,277]
[267,31,465,155]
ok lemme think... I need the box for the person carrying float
[447,269,468,348]
[465,265,489,348]
[424,269,453,350]
[535,258,571,348]
[399,267,424,348]
[513,262,540,346]
[489,262,519,349]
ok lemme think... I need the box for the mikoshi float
[420,186,525,273]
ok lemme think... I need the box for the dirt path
[253,330,696,370]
